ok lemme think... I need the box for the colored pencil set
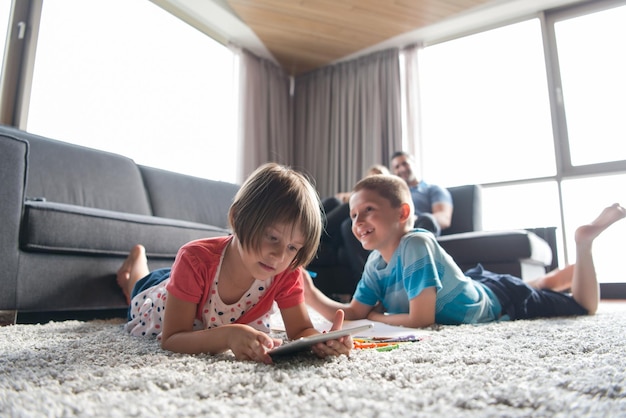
[353,335,422,352]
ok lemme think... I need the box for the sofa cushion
[438,229,553,266]
[140,165,238,229]
[21,201,230,257]
[24,131,152,215]
[0,131,28,310]
[442,185,483,235]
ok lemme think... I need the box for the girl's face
[349,188,406,261]
[241,223,304,280]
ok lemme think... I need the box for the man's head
[390,151,418,186]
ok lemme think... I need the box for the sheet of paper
[270,306,430,339]
[342,319,431,339]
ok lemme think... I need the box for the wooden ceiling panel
[227,0,494,75]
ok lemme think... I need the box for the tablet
[268,324,373,357]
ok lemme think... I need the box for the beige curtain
[292,48,402,198]
[401,44,421,164]
[236,49,292,183]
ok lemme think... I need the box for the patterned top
[125,236,303,338]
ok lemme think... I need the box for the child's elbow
[413,320,435,328]
[407,314,436,328]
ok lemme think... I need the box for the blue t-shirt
[353,229,501,325]
[410,181,452,216]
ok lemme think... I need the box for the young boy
[304,174,626,328]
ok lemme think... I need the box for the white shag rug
[2,303,626,418]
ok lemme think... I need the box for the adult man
[389,151,453,235]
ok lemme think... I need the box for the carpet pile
[1,303,625,417]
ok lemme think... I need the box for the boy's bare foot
[116,244,149,304]
[575,203,626,246]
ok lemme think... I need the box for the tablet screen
[268,324,373,357]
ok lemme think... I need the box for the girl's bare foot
[116,244,149,304]
[575,203,626,246]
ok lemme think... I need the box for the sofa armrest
[0,129,28,310]
[526,226,558,271]
[437,229,553,278]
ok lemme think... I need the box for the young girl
[117,163,351,363]
[304,174,626,328]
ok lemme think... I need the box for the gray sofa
[1,125,239,323]
[1,124,556,323]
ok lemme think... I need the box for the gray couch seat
[21,200,230,258]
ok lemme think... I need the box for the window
[0,1,11,86]
[481,182,564,267]
[27,0,239,183]
[418,19,555,187]
[555,4,626,167]
[561,174,626,283]
[0,1,11,78]
[413,1,626,293]
[481,182,562,230]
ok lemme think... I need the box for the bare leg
[571,203,626,314]
[527,264,575,292]
[526,203,626,313]
[116,244,149,304]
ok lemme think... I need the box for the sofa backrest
[441,184,483,236]
[17,128,152,215]
[139,165,239,230]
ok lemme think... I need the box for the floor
[597,299,626,312]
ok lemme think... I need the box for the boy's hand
[227,324,282,364]
[311,309,353,358]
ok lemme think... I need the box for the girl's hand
[226,324,282,364]
[311,309,353,358]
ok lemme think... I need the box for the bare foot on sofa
[117,244,149,304]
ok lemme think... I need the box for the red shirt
[166,236,304,324]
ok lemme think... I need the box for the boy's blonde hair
[229,163,322,269]
[353,174,415,226]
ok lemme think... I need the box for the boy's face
[349,188,407,260]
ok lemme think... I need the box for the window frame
[411,0,626,298]
[0,0,42,127]
[544,0,626,177]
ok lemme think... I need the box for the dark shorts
[464,264,588,320]
[127,268,171,320]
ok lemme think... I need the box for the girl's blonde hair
[366,164,390,176]
[229,163,322,269]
